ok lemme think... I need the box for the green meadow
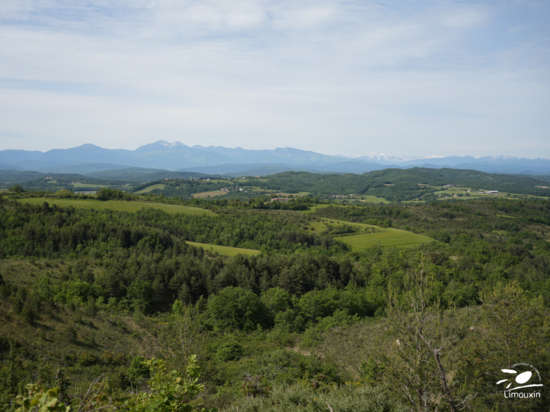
[18,197,215,216]
[186,240,260,256]
[309,217,433,250]
[360,195,389,203]
[71,182,107,188]
[309,218,380,233]
[336,228,434,250]
[135,183,166,194]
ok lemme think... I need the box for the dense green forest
[0,182,549,410]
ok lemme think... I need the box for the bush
[261,287,292,315]
[96,188,127,201]
[124,355,208,412]
[15,384,70,412]
[216,340,244,361]
[207,287,272,331]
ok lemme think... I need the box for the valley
[1,169,549,410]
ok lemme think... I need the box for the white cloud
[440,6,487,28]
[0,0,548,157]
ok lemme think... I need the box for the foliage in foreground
[14,355,210,412]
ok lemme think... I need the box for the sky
[0,0,549,158]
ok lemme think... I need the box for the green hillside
[186,241,260,256]
[18,197,215,216]
[335,228,434,250]
[1,191,549,411]
[243,168,550,200]
[4,167,550,203]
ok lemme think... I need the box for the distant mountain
[42,163,132,174]
[400,156,550,175]
[1,141,550,176]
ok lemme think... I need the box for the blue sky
[0,0,549,158]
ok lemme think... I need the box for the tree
[124,355,209,412]
[456,282,550,411]
[261,287,292,314]
[9,185,24,193]
[96,188,126,201]
[383,259,468,412]
[15,384,70,412]
[207,287,272,331]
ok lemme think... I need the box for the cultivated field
[360,195,389,203]
[18,197,215,216]
[186,241,260,256]
[309,218,379,233]
[192,189,228,199]
[71,182,107,188]
[336,228,433,250]
[135,183,166,194]
[309,217,433,250]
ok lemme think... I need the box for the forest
[0,184,549,411]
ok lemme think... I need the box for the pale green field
[309,217,433,251]
[309,218,379,233]
[18,197,215,216]
[192,189,228,199]
[360,195,389,204]
[135,183,166,194]
[303,204,332,214]
[186,241,260,257]
[244,186,275,194]
[336,228,433,251]
[72,182,107,188]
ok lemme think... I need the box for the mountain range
[1,141,550,176]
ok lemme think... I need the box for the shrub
[261,287,292,314]
[207,287,272,331]
[216,341,244,362]
[15,384,70,412]
[124,355,208,412]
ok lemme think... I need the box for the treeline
[0,199,343,256]
[314,198,550,236]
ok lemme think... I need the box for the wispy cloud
[0,0,549,157]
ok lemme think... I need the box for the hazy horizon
[1,1,549,158]
[2,139,550,161]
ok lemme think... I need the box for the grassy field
[360,195,389,204]
[18,197,215,216]
[135,183,166,194]
[192,189,228,199]
[309,218,379,234]
[336,228,433,250]
[71,182,107,188]
[186,241,260,256]
[309,217,433,250]
[303,204,332,214]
